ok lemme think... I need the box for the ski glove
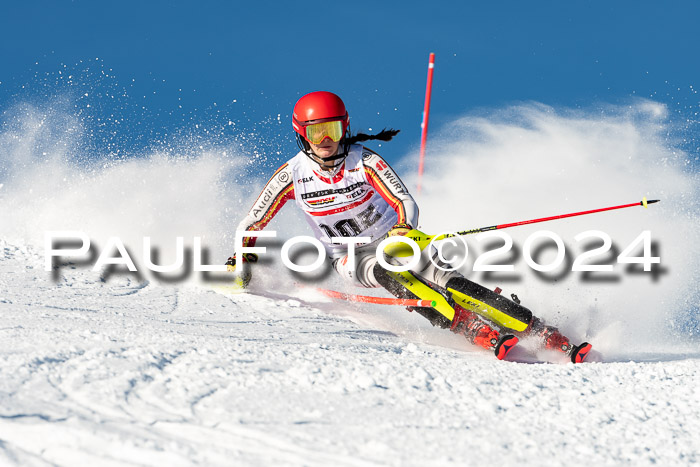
[387,223,412,237]
[225,253,258,288]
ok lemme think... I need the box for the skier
[227,91,591,362]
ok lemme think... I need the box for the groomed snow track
[1,239,699,466]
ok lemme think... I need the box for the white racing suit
[235,144,456,288]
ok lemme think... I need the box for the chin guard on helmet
[295,132,349,170]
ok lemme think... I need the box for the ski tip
[495,335,519,360]
[571,342,593,363]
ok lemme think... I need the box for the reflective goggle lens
[305,120,344,144]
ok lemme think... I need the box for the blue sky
[1,1,699,164]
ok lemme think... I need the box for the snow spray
[1,94,697,359]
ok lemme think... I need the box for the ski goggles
[304,120,344,145]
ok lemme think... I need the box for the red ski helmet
[292,91,349,142]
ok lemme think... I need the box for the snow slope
[2,240,700,466]
[1,98,699,465]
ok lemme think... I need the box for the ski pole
[312,286,436,307]
[405,198,659,250]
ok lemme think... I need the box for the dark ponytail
[296,127,401,169]
[345,128,400,145]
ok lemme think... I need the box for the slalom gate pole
[420,198,660,246]
[313,287,436,308]
[417,53,435,195]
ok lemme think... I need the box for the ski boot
[529,317,592,363]
[451,304,519,360]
